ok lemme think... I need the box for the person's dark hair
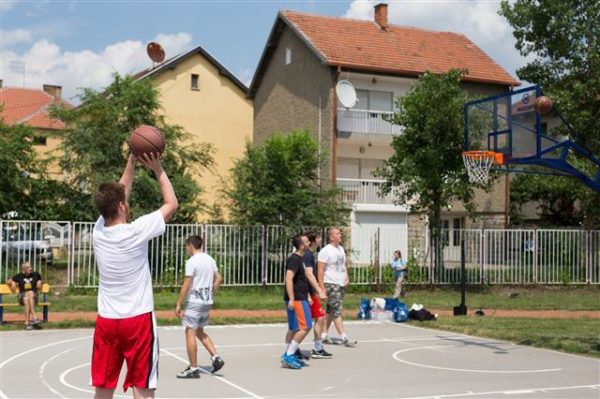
[95,182,126,220]
[394,250,402,257]
[292,234,305,250]
[304,231,321,244]
[186,235,203,250]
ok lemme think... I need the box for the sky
[0,0,531,103]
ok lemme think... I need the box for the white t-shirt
[317,244,347,286]
[185,252,218,305]
[93,210,165,318]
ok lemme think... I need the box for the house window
[285,47,292,65]
[442,220,450,247]
[191,74,199,90]
[351,89,393,112]
[452,218,464,245]
[33,135,47,146]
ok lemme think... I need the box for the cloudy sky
[1,0,528,103]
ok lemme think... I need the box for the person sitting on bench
[6,261,43,330]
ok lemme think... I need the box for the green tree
[224,130,346,230]
[0,120,65,219]
[377,70,476,273]
[51,74,214,222]
[500,0,600,228]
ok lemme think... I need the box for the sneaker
[294,357,307,367]
[25,324,33,331]
[322,337,333,345]
[311,349,333,359]
[280,353,302,369]
[177,366,201,378]
[294,349,310,360]
[342,338,357,347]
[31,319,42,325]
[211,356,225,373]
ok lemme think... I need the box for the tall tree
[51,74,214,222]
[378,70,476,272]
[224,130,346,230]
[500,0,600,228]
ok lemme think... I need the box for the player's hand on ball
[138,152,163,175]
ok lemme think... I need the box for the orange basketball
[129,125,165,158]
[534,96,553,114]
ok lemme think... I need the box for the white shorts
[183,303,212,329]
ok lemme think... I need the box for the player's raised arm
[119,154,137,201]
[138,153,178,222]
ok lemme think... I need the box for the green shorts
[324,283,345,318]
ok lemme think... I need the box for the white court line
[58,362,130,398]
[39,347,78,398]
[161,349,263,399]
[392,346,563,374]
[0,335,91,399]
[396,384,600,399]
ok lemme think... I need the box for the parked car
[1,228,54,265]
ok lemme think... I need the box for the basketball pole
[453,237,467,316]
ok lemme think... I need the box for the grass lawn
[421,316,600,357]
[4,284,598,313]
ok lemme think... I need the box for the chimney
[374,3,389,30]
[43,84,62,102]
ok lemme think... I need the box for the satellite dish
[147,42,165,64]
[336,80,358,108]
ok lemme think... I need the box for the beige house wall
[151,54,253,221]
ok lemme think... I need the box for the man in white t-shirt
[317,228,357,347]
[91,152,177,399]
[175,235,224,378]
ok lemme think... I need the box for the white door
[350,211,408,265]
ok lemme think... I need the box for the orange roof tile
[280,11,519,87]
[0,87,70,130]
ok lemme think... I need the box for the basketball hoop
[462,151,503,184]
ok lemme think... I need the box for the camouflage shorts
[325,283,345,318]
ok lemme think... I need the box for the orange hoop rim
[462,150,505,165]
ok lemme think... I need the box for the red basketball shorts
[91,312,159,391]
[309,293,326,319]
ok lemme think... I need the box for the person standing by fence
[91,153,177,399]
[175,235,225,378]
[391,250,407,298]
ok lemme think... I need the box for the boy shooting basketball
[91,152,177,399]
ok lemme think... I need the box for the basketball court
[1,321,598,399]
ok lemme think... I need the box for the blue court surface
[1,321,599,399]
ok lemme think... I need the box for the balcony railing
[337,109,403,135]
[337,178,396,204]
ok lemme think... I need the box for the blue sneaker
[281,353,302,369]
[294,356,307,367]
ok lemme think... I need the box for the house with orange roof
[249,3,520,264]
[0,81,71,179]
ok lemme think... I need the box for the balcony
[337,109,402,136]
[337,178,396,204]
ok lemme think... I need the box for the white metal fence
[336,179,396,204]
[337,109,402,135]
[1,220,598,287]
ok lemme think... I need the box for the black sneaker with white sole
[211,356,225,373]
[311,349,333,359]
[294,349,310,360]
[177,367,201,378]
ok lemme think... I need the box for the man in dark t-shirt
[6,261,43,330]
[281,234,313,370]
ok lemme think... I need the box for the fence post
[480,228,485,284]
[261,226,268,287]
[586,230,591,284]
[375,227,381,289]
[533,229,538,285]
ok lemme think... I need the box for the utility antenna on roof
[146,42,165,67]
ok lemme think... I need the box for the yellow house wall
[150,54,253,221]
[34,129,64,180]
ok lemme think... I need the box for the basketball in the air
[534,96,553,115]
[129,125,165,157]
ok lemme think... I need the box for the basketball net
[462,151,500,185]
